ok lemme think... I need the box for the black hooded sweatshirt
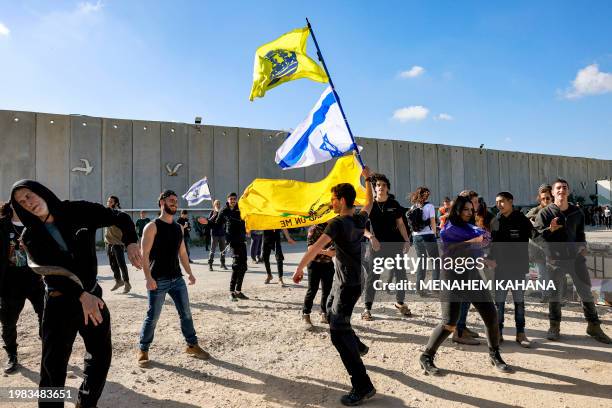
[10,180,138,298]
[218,203,246,244]
[489,209,534,277]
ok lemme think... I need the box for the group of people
[293,173,611,405]
[0,170,611,407]
[585,205,612,229]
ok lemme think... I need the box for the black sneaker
[4,354,18,374]
[229,292,238,302]
[236,292,249,300]
[340,387,376,406]
[359,344,369,357]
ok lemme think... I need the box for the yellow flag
[249,27,328,101]
[239,155,365,230]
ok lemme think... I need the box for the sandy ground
[3,233,612,408]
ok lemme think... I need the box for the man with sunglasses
[138,190,210,366]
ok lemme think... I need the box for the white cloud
[392,106,429,122]
[0,22,10,37]
[504,137,512,142]
[399,66,425,78]
[77,1,104,14]
[564,64,612,99]
[436,113,453,121]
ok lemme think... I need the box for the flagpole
[306,17,365,168]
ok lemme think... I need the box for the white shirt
[412,203,436,236]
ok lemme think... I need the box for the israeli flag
[182,177,211,206]
[275,86,356,169]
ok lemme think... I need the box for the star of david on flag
[275,86,357,169]
[182,177,211,206]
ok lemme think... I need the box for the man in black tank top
[138,190,210,366]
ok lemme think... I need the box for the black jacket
[10,180,138,297]
[489,209,533,276]
[207,210,225,237]
[0,217,12,296]
[218,204,246,243]
[534,202,585,260]
[0,216,42,297]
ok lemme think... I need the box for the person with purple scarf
[418,195,511,376]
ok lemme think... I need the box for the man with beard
[0,202,44,374]
[213,193,249,302]
[104,195,132,293]
[10,180,142,408]
[138,190,210,365]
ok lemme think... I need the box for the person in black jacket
[206,200,227,271]
[490,191,534,347]
[203,193,248,301]
[10,180,142,408]
[0,202,44,374]
[534,178,610,344]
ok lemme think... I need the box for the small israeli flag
[275,86,357,169]
[182,177,211,206]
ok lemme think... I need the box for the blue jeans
[139,277,197,351]
[250,232,263,260]
[412,234,441,290]
[495,283,526,334]
[456,301,471,334]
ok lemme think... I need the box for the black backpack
[406,203,427,232]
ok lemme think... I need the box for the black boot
[4,353,18,374]
[340,387,376,406]
[489,347,512,373]
[419,353,440,376]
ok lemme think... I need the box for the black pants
[425,298,499,356]
[204,231,211,251]
[106,244,129,283]
[184,236,191,259]
[425,269,500,356]
[39,286,111,408]
[302,262,334,315]
[263,239,284,278]
[229,242,248,292]
[363,246,407,309]
[327,284,373,393]
[548,257,600,324]
[0,271,45,356]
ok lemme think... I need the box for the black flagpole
[306,17,365,168]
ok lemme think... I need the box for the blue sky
[1,0,611,159]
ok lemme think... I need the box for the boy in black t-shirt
[293,166,375,407]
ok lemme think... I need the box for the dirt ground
[2,239,612,408]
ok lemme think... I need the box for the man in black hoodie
[217,193,248,301]
[0,202,45,374]
[10,180,142,408]
[534,178,610,344]
[490,191,533,348]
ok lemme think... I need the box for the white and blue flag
[275,86,357,169]
[182,177,211,206]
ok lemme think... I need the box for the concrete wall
[1,110,610,210]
